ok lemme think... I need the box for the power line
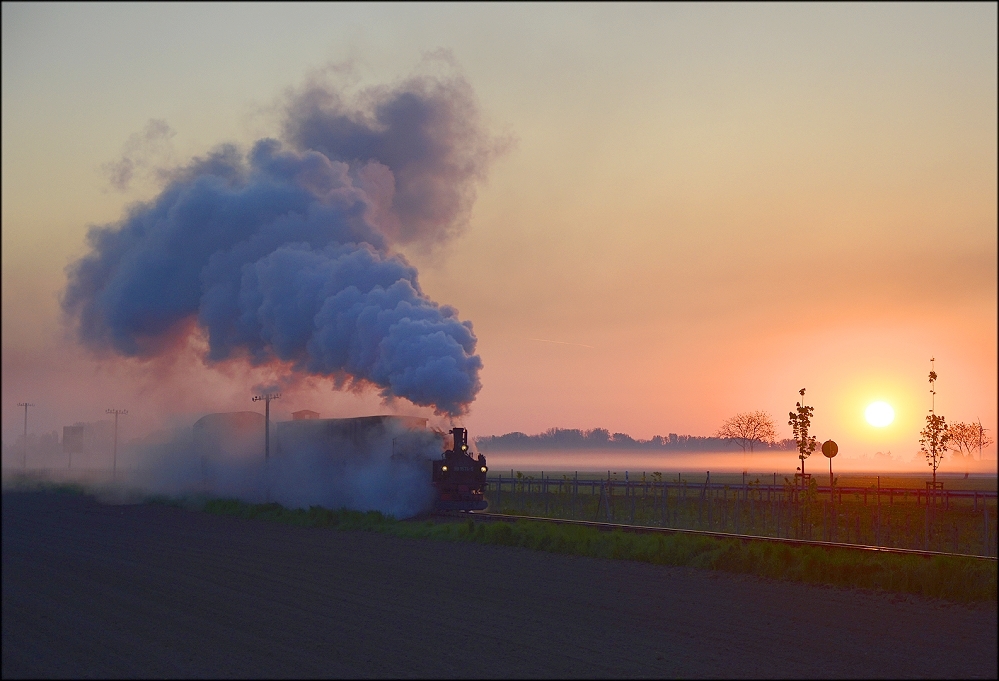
[106,409,128,481]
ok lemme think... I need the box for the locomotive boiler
[432,427,488,511]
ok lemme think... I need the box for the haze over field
[2,4,996,476]
[476,449,999,477]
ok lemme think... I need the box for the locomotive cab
[432,427,488,511]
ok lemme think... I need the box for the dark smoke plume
[63,70,497,416]
[284,73,495,245]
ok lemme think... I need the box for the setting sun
[865,401,895,428]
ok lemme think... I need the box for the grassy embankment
[200,497,997,603]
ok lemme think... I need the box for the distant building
[292,410,320,420]
[61,420,114,456]
[63,425,85,454]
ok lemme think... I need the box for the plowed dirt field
[3,490,996,678]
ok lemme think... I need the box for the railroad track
[434,510,998,562]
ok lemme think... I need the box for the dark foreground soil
[3,491,996,679]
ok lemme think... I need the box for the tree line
[476,427,798,452]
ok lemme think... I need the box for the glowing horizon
[2,4,996,472]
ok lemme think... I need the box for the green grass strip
[200,498,998,604]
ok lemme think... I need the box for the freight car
[432,427,488,511]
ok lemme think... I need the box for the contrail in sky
[528,338,595,349]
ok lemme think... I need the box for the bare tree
[948,421,994,461]
[716,411,777,453]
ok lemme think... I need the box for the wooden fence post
[543,472,547,516]
[662,482,668,527]
[573,472,577,520]
[698,476,704,528]
[605,474,611,522]
[985,501,990,557]
[705,471,711,529]
[727,486,732,531]
[682,478,687,528]
[630,481,636,524]
[924,500,930,551]
[876,478,881,546]
[776,490,781,538]
[594,481,602,522]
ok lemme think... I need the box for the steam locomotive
[432,427,488,511]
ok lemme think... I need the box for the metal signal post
[106,409,128,481]
[822,440,838,497]
[17,402,34,469]
[252,393,280,460]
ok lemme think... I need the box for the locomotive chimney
[451,427,468,453]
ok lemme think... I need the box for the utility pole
[106,409,127,481]
[252,393,280,460]
[17,402,34,470]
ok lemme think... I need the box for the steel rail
[435,510,998,562]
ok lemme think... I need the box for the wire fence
[486,473,998,557]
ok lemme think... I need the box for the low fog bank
[480,449,999,477]
[2,419,442,519]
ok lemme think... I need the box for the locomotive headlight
[480,466,487,473]
[441,465,448,472]
[461,445,467,451]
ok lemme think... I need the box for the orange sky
[3,4,996,469]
